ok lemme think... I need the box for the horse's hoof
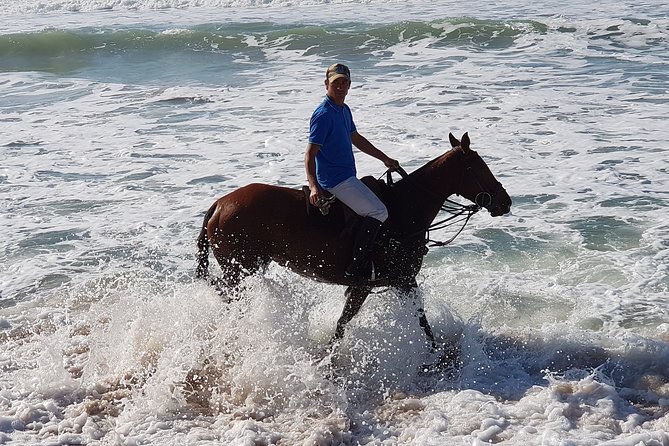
[418,344,462,379]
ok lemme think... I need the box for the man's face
[326,77,351,104]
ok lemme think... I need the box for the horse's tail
[196,202,218,280]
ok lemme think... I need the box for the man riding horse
[196,63,512,353]
[306,63,399,282]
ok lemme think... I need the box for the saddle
[301,176,391,219]
[300,174,427,283]
[301,176,393,238]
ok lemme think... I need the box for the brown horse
[196,132,511,349]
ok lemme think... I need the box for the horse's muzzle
[489,202,511,217]
[479,186,511,217]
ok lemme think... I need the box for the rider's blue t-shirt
[309,96,357,189]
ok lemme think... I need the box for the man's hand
[309,185,324,206]
[384,157,400,171]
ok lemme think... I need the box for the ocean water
[1,0,668,444]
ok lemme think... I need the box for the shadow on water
[443,327,669,405]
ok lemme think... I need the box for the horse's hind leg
[331,285,372,343]
[211,251,265,300]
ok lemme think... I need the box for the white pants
[327,176,388,222]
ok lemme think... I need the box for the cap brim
[328,74,350,83]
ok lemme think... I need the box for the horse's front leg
[331,285,372,343]
[399,280,462,372]
[398,280,437,350]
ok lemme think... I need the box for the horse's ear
[449,132,459,148]
[461,132,470,151]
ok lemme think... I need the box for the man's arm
[305,142,323,206]
[351,132,399,170]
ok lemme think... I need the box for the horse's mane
[404,147,462,182]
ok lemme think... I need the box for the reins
[423,203,480,247]
[382,165,481,249]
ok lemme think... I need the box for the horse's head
[448,132,512,217]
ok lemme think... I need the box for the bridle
[384,148,504,248]
[470,171,506,210]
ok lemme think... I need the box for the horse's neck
[393,151,460,231]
